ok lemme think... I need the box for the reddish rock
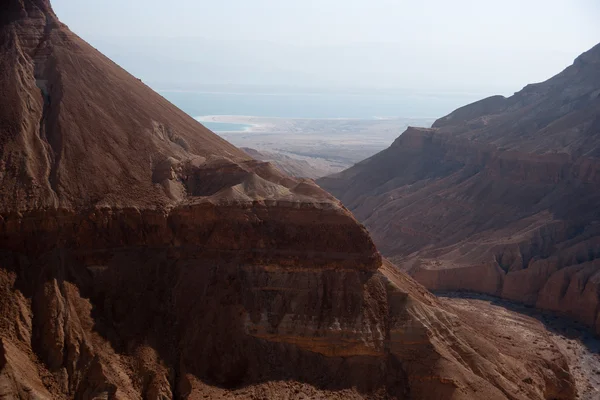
[536,261,600,328]
[319,43,600,334]
[0,0,582,398]
[241,147,332,179]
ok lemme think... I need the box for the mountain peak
[575,42,600,65]
[3,0,57,25]
[318,41,600,339]
[0,1,587,398]
[12,0,51,10]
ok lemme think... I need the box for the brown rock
[241,147,332,179]
[318,43,600,334]
[0,0,582,398]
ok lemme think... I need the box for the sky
[51,0,600,95]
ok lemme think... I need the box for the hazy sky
[51,0,600,94]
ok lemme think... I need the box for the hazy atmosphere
[52,0,600,95]
[49,0,600,177]
[3,0,600,397]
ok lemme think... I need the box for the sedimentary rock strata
[319,43,600,334]
[0,0,584,398]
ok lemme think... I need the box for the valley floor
[439,293,600,400]
[196,115,434,178]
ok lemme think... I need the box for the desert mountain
[318,43,600,335]
[0,0,582,398]
[241,147,331,179]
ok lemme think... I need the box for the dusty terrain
[0,0,588,399]
[319,43,600,334]
[440,293,600,400]
[241,147,329,179]
[198,115,434,177]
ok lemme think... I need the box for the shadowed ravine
[318,43,600,337]
[0,0,596,399]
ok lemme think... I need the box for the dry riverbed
[439,292,600,400]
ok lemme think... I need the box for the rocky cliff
[318,44,600,335]
[0,0,583,398]
[241,147,330,179]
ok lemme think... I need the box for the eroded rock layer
[0,0,582,398]
[318,44,600,334]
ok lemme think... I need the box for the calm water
[159,89,487,119]
[201,122,252,132]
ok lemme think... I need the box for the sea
[158,87,489,131]
[200,122,252,132]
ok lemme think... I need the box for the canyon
[0,0,591,399]
[318,43,600,336]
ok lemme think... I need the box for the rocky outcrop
[0,246,580,399]
[0,156,579,398]
[0,0,585,398]
[318,43,600,335]
[241,147,332,179]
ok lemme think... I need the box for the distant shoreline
[194,114,426,132]
[195,115,270,132]
[195,114,408,122]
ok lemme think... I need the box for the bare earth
[317,43,600,335]
[2,1,596,398]
[197,115,435,177]
[440,292,600,400]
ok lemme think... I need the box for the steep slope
[1,0,246,212]
[241,147,330,178]
[318,43,600,334]
[0,1,581,399]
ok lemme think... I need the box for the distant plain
[159,87,466,177]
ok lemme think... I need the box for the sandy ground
[196,115,434,177]
[439,292,600,400]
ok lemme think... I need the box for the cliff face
[241,147,331,179]
[318,43,600,334]
[0,0,245,213]
[0,1,583,399]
